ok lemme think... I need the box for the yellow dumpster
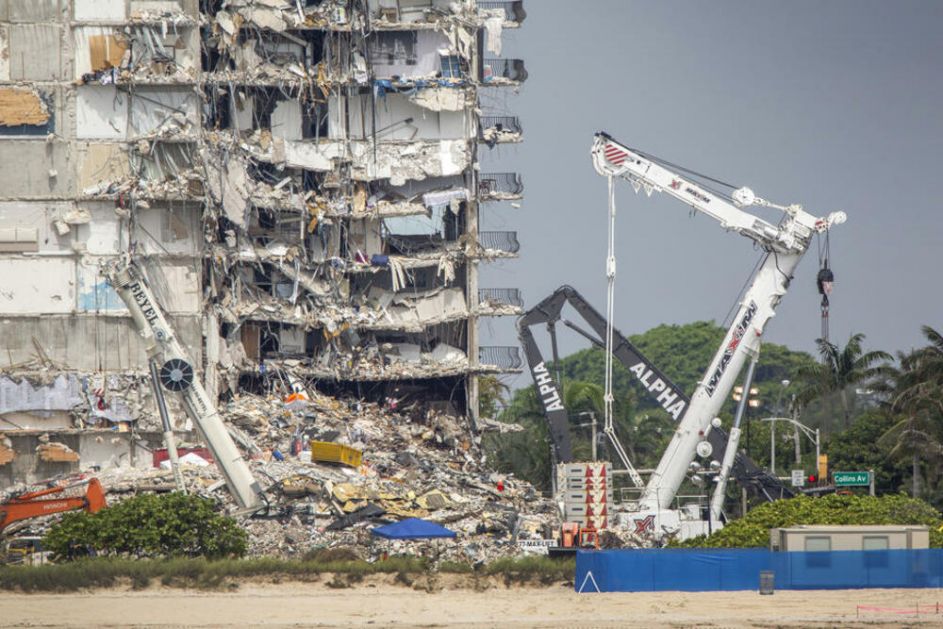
[309,441,362,467]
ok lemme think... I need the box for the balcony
[478,172,523,201]
[481,58,528,85]
[479,346,523,370]
[479,116,523,146]
[478,231,520,255]
[479,288,523,308]
[477,288,524,315]
[478,1,527,26]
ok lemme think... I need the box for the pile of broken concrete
[79,388,560,563]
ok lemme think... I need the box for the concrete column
[465,28,484,431]
[466,198,480,430]
[203,310,219,403]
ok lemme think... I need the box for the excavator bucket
[85,479,107,513]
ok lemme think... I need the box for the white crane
[105,260,266,512]
[591,132,845,537]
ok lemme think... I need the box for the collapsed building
[0,0,528,509]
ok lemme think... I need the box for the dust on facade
[0,0,528,523]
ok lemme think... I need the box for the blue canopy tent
[371,518,457,540]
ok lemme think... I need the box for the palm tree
[483,387,553,489]
[562,381,605,462]
[477,374,511,419]
[563,381,605,417]
[798,333,892,429]
[904,326,943,406]
[882,326,943,497]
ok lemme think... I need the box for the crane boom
[106,261,265,511]
[591,132,845,519]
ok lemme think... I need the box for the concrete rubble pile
[4,386,557,562]
[230,389,557,560]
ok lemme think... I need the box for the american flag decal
[603,142,628,166]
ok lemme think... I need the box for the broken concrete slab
[36,442,80,463]
[201,148,250,228]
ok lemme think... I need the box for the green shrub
[43,492,247,560]
[672,493,943,548]
[0,555,576,592]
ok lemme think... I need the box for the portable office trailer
[770,525,930,552]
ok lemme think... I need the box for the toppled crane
[105,260,265,511]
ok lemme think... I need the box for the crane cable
[605,176,645,489]
[604,175,616,439]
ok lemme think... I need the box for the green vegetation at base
[43,493,247,560]
[0,555,575,592]
[671,494,943,549]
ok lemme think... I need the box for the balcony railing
[478,231,520,254]
[479,115,522,146]
[479,288,524,308]
[479,345,523,369]
[482,58,528,83]
[478,1,527,23]
[480,115,522,135]
[478,172,523,198]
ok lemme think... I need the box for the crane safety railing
[478,172,524,198]
[477,1,527,23]
[482,58,528,83]
[479,346,523,370]
[478,231,520,254]
[478,288,524,308]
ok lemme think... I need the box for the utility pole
[793,398,802,465]
[770,420,776,476]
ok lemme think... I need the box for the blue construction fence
[576,548,943,593]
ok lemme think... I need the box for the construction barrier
[576,548,943,593]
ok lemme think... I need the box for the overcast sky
[478,0,942,386]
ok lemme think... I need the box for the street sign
[791,470,805,487]
[834,471,871,487]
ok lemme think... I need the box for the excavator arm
[517,285,792,501]
[518,285,687,464]
[0,479,107,534]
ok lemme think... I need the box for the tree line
[481,322,943,509]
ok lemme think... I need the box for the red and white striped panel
[603,142,628,166]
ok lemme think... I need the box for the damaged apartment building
[0,0,526,487]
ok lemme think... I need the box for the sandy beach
[2,580,943,628]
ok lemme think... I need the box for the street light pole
[815,428,821,474]
[761,417,820,479]
[770,419,776,476]
[575,411,598,462]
